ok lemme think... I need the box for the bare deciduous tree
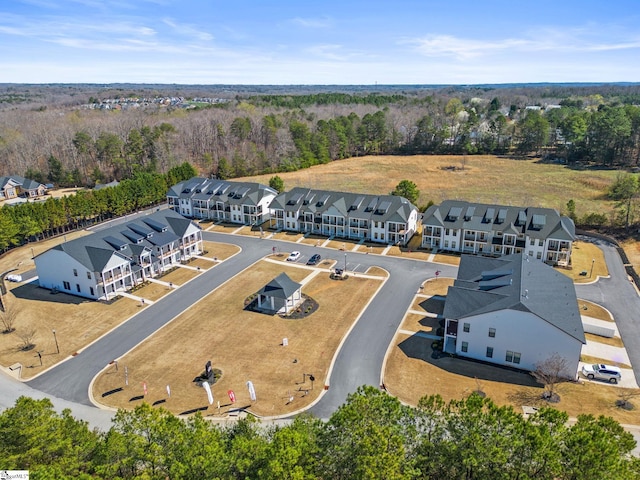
[0,299,20,333]
[616,390,640,411]
[531,353,572,403]
[15,328,36,351]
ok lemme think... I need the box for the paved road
[0,229,633,437]
[26,232,456,416]
[574,237,640,386]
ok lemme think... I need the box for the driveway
[24,232,456,418]
[574,238,640,387]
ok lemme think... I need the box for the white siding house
[422,200,575,266]
[35,209,203,301]
[443,254,585,377]
[167,177,277,225]
[269,188,419,246]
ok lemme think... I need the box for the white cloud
[162,18,213,42]
[305,44,350,61]
[291,16,332,29]
[406,27,640,60]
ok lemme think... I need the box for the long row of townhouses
[422,200,575,266]
[35,209,203,300]
[33,177,585,375]
[36,177,575,302]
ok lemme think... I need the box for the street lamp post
[52,329,59,354]
[344,253,347,272]
[590,258,595,278]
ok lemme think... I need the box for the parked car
[581,363,621,383]
[307,254,322,265]
[286,251,301,262]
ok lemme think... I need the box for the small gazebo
[256,272,303,314]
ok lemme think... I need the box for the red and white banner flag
[228,390,236,403]
[166,385,171,397]
[143,382,147,396]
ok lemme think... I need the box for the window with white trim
[505,351,522,364]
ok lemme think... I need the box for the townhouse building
[268,187,419,246]
[35,209,202,301]
[167,177,277,225]
[443,253,585,376]
[422,200,575,265]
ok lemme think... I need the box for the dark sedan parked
[307,254,322,265]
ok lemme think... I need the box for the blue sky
[1,0,640,84]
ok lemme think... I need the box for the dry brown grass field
[386,272,640,424]
[384,336,639,425]
[243,154,640,272]
[242,155,619,218]
[92,259,385,417]
[0,239,239,379]
[0,286,141,379]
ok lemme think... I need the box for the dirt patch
[355,243,388,255]
[183,257,214,270]
[619,236,640,272]
[92,260,383,417]
[432,253,461,266]
[364,266,388,277]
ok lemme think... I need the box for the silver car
[581,364,621,384]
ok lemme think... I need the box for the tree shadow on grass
[398,333,540,388]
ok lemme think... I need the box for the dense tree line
[0,162,196,252]
[1,388,638,479]
[2,86,640,191]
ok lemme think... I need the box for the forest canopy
[1,388,638,479]
[1,84,640,187]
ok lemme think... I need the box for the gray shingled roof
[269,187,417,223]
[257,273,301,299]
[443,253,585,343]
[43,209,196,272]
[167,177,277,206]
[0,175,44,191]
[422,200,575,240]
